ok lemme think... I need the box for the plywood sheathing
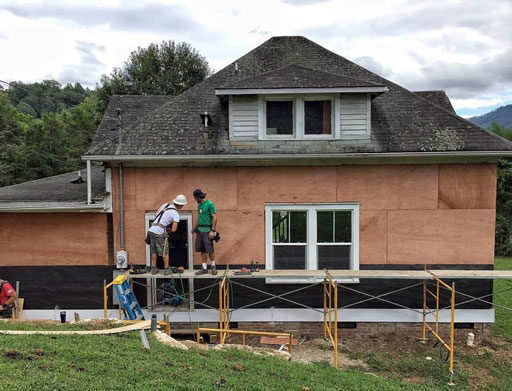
[337,165,438,210]
[388,209,495,264]
[438,164,497,209]
[0,213,109,266]
[109,163,497,267]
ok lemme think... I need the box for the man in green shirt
[192,189,218,275]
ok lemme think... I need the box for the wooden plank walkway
[0,320,151,335]
[126,269,512,280]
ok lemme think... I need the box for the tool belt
[198,224,212,229]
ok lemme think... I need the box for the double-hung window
[265,203,359,283]
[261,95,336,140]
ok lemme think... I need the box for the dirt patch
[291,338,369,369]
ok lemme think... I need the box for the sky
[1,0,511,117]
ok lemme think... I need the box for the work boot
[151,267,159,275]
[163,267,172,276]
[211,266,218,275]
[195,268,208,275]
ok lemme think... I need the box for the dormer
[215,65,388,141]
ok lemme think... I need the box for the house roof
[414,90,456,114]
[86,36,512,158]
[0,166,106,212]
[88,95,176,155]
[216,64,385,92]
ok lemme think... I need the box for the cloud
[304,1,512,42]
[248,26,269,35]
[281,0,330,5]
[353,56,392,78]
[58,40,105,87]
[0,31,6,39]
[402,48,512,99]
[3,2,209,38]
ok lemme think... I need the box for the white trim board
[20,308,494,323]
[215,87,388,95]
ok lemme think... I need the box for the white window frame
[302,95,336,139]
[265,203,359,284]
[259,94,338,140]
[144,212,195,311]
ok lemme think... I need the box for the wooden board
[260,336,298,345]
[0,320,151,335]
[127,269,512,280]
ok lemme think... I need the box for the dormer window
[266,99,294,136]
[262,95,335,139]
[216,64,388,141]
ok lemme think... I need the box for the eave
[82,151,512,167]
[0,202,107,213]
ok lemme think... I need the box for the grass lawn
[1,259,512,390]
[493,257,512,339]
[0,328,433,391]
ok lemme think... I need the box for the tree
[96,40,210,113]
[489,123,512,256]
[0,92,31,186]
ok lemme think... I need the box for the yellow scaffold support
[218,275,230,344]
[421,270,456,386]
[323,270,338,368]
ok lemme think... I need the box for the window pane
[317,211,333,243]
[290,211,307,243]
[266,101,293,135]
[272,211,306,243]
[317,245,350,270]
[274,246,306,269]
[305,100,332,135]
[335,211,352,242]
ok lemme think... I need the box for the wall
[111,163,496,266]
[0,213,110,266]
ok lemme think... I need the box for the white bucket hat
[173,194,188,205]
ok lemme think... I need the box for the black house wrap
[0,264,492,311]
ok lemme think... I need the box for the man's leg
[209,252,217,275]
[195,234,209,275]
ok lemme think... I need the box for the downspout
[119,163,124,250]
[116,107,125,251]
[86,160,92,205]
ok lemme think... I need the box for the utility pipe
[86,160,92,205]
[119,163,125,250]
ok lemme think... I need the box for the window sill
[265,277,360,285]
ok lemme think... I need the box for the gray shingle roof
[217,64,384,90]
[414,90,456,114]
[86,36,512,156]
[0,166,104,203]
[88,95,175,155]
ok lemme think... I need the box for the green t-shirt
[197,200,216,232]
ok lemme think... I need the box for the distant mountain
[469,104,512,129]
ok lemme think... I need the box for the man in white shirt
[148,194,187,275]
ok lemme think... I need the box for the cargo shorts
[195,231,214,254]
[149,231,168,256]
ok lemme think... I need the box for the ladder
[113,275,144,320]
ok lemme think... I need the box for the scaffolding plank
[126,269,512,280]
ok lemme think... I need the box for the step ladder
[112,275,144,320]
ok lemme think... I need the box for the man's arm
[168,221,179,234]
[0,285,17,309]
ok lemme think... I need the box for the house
[1,36,512,330]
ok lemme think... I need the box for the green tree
[0,92,32,186]
[96,40,210,113]
[489,122,512,256]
